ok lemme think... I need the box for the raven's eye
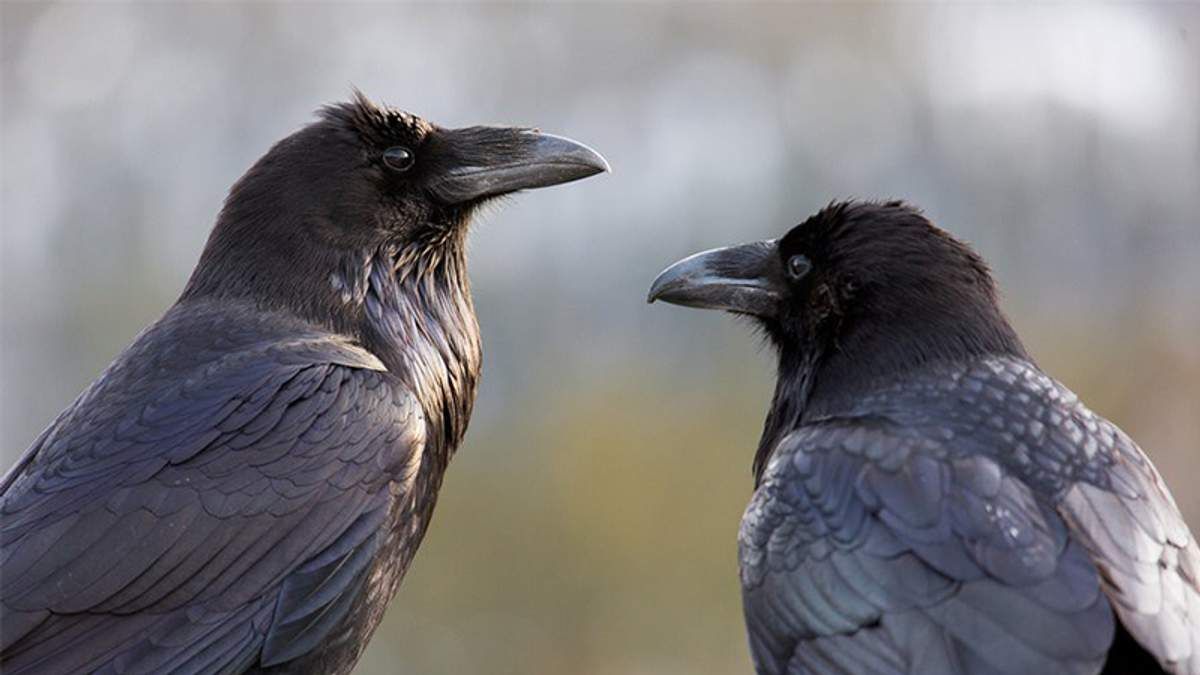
[382,146,415,171]
[787,254,812,280]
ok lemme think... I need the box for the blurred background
[2,3,1198,673]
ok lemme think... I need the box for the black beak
[428,127,609,204]
[648,240,783,318]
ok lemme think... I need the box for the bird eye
[382,146,415,171]
[787,254,812,280]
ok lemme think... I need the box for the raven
[0,93,607,674]
[649,201,1199,674]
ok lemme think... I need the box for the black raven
[0,93,607,674]
[649,201,1198,675]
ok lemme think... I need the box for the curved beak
[648,240,783,319]
[428,127,609,204]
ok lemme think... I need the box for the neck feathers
[363,237,482,464]
[755,346,820,484]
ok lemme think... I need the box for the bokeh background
[2,3,1198,674]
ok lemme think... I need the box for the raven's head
[296,90,608,239]
[188,92,606,280]
[650,201,1026,476]
[649,201,1020,351]
[185,91,606,322]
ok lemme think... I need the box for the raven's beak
[429,127,609,204]
[648,240,783,318]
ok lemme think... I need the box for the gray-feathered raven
[649,201,1198,674]
[0,93,607,674]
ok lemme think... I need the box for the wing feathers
[742,357,1199,674]
[1063,478,1200,673]
[1,333,422,673]
[742,423,1114,675]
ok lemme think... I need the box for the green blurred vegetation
[361,360,767,675]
